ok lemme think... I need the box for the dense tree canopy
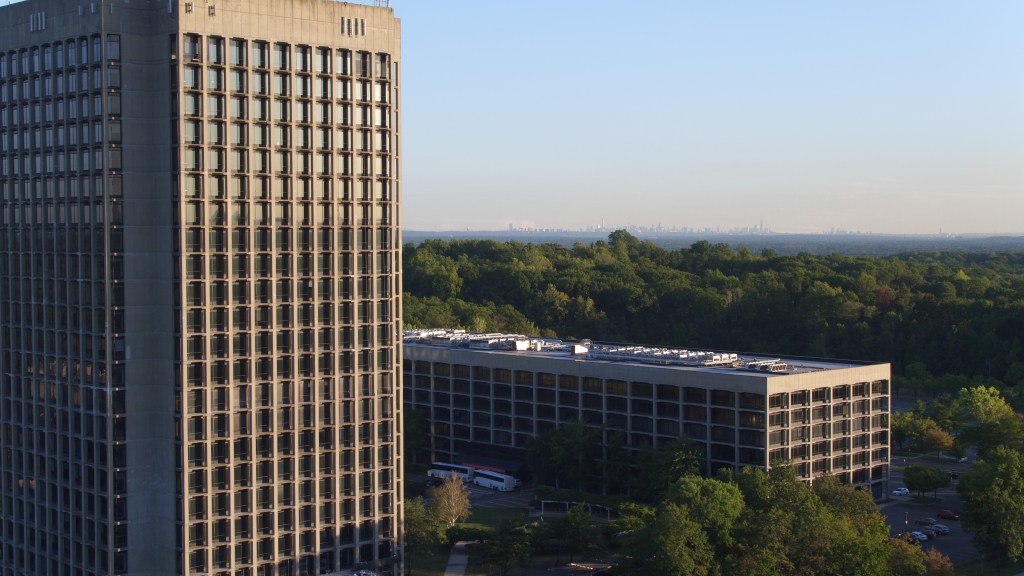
[613,466,932,576]
[902,465,950,496]
[958,447,1024,564]
[477,521,533,576]
[404,232,1024,397]
[402,496,443,573]
[897,387,1022,457]
[954,386,1024,457]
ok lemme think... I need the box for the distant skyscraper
[0,1,403,574]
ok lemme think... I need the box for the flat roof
[403,329,881,377]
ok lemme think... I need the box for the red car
[937,510,960,521]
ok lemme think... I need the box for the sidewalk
[443,541,472,576]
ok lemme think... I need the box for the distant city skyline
[398,1,1023,235]
[411,221,1010,237]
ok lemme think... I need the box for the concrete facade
[404,330,891,498]
[0,1,403,574]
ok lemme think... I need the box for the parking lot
[883,459,978,566]
[465,481,534,509]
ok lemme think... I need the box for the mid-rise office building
[404,330,890,498]
[1,1,403,574]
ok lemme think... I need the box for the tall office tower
[0,1,403,574]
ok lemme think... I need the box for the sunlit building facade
[404,330,891,498]
[0,1,403,574]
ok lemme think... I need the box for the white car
[891,487,910,496]
[910,531,929,542]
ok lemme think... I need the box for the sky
[396,1,1024,234]
[4,0,1020,234]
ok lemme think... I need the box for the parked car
[937,509,960,520]
[927,524,950,535]
[891,487,910,496]
[915,517,937,526]
[921,528,939,539]
[910,531,929,542]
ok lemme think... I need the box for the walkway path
[442,541,472,576]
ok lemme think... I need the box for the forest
[403,230,1024,400]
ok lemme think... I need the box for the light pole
[904,511,909,535]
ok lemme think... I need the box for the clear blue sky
[398,1,1024,234]
[6,0,1019,233]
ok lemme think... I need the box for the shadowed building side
[0,1,403,574]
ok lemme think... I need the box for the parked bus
[426,462,474,481]
[472,469,517,492]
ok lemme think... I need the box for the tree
[813,474,884,522]
[922,427,955,455]
[886,535,927,576]
[903,465,950,496]
[647,503,717,576]
[634,436,703,502]
[611,501,656,534]
[478,521,533,576]
[958,446,1024,564]
[729,466,891,576]
[602,428,633,495]
[610,498,716,573]
[525,429,559,487]
[891,411,942,452]
[551,421,602,491]
[555,504,598,563]
[403,497,442,573]
[404,248,463,300]
[525,420,601,491]
[954,386,1023,458]
[427,474,471,529]
[922,547,955,576]
[402,408,428,475]
[663,475,743,554]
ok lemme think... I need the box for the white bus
[426,462,474,481]
[472,469,517,491]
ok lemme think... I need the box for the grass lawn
[463,507,530,530]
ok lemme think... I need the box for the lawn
[463,506,530,530]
